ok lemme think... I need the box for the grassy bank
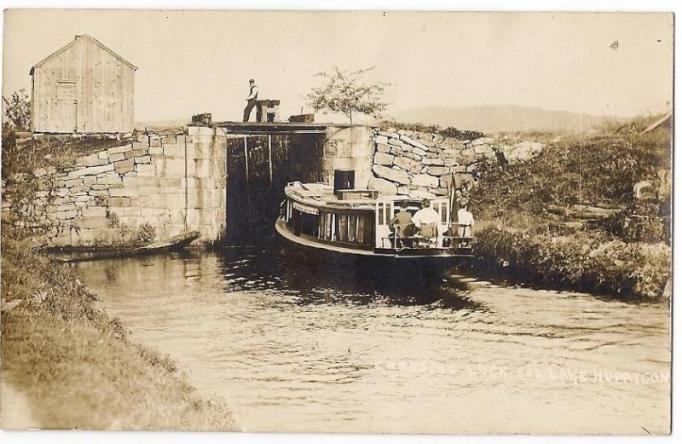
[468,115,672,300]
[1,233,235,430]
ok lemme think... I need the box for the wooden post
[243,136,251,225]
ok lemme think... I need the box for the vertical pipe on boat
[268,134,273,186]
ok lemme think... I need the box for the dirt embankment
[1,234,236,430]
[468,115,672,300]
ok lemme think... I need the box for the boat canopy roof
[284,182,450,212]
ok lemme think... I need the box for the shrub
[474,225,671,300]
[136,223,156,244]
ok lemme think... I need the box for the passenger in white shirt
[412,199,440,238]
[457,204,475,237]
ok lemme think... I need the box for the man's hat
[249,78,255,83]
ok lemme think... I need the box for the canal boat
[275,180,474,271]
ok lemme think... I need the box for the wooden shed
[30,35,137,134]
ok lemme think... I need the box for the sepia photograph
[0,6,674,438]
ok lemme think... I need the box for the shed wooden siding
[31,36,136,133]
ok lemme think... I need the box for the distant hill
[389,105,623,133]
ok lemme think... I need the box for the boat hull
[275,219,471,279]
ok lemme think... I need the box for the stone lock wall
[4,126,227,247]
[369,128,544,198]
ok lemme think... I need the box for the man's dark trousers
[243,100,262,122]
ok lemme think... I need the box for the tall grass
[1,232,235,430]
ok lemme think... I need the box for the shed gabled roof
[29,34,138,75]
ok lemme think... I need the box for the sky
[2,10,674,123]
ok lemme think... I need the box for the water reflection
[77,249,670,434]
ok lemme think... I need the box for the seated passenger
[412,198,440,244]
[391,201,414,247]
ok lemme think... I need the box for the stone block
[408,189,436,200]
[135,164,157,177]
[411,174,439,188]
[76,153,109,167]
[65,178,82,188]
[163,135,178,145]
[82,206,107,218]
[123,176,161,187]
[97,174,123,186]
[371,165,410,185]
[368,176,398,196]
[393,156,418,172]
[110,187,141,197]
[75,195,92,202]
[68,164,114,178]
[83,176,97,186]
[374,135,389,144]
[64,209,78,219]
[135,155,151,164]
[373,152,395,166]
[109,153,125,162]
[107,145,132,155]
[149,146,163,155]
[77,216,109,229]
[426,166,450,176]
[388,138,403,147]
[132,141,149,150]
[440,175,453,188]
[400,135,428,151]
[125,148,147,159]
[163,144,184,158]
[470,137,494,147]
[422,157,445,166]
[114,159,135,174]
[97,150,109,160]
[412,147,427,157]
[376,143,390,153]
[110,197,132,207]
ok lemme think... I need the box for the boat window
[439,202,448,224]
[377,203,385,225]
[349,215,357,242]
[337,214,349,242]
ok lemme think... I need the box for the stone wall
[3,126,227,247]
[369,128,544,198]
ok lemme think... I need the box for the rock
[375,135,389,144]
[473,144,494,155]
[114,159,135,174]
[374,152,395,166]
[426,166,449,176]
[107,145,132,155]
[388,138,403,147]
[67,164,115,179]
[409,189,436,200]
[134,155,151,164]
[393,156,419,173]
[411,174,439,188]
[109,153,125,162]
[368,176,398,195]
[504,141,544,164]
[470,137,494,147]
[440,175,453,188]
[372,165,410,185]
[76,153,109,167]
[376,143,390,153]
[412,147,427,157]
[397,186,410,195]
[422,157,445,166]
[400,134,428,151]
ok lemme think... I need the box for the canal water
[76,248,670,434]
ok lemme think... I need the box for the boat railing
[382,223,473,250]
